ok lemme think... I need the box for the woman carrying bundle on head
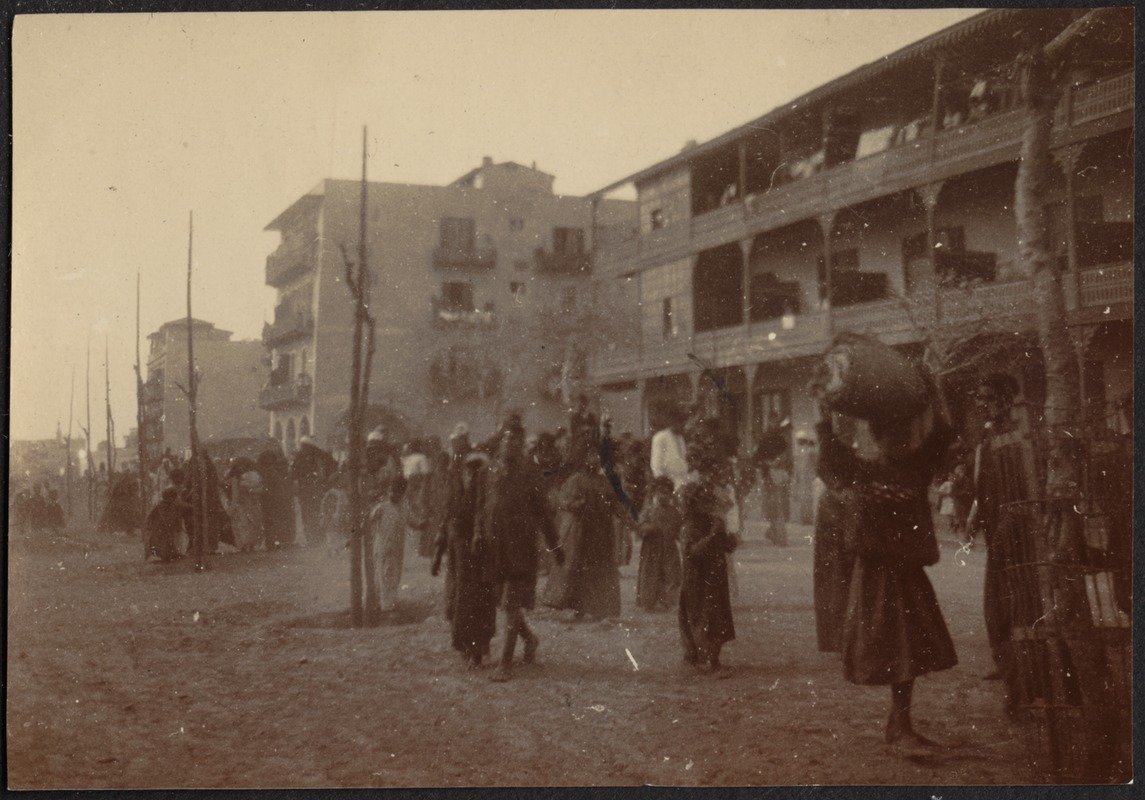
[816,333,957,750]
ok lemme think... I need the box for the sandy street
[7,517,1037,789]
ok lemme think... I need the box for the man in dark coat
[478,414,564,682]
[432,422,496,669]
[969,373,1020,683]
[292,436,337,546]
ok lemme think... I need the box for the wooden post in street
[135,271,150,556]
[177,211,208,572]
[344,126,379,626]
[65,369,74,522]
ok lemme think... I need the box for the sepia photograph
[8,6,1134,790]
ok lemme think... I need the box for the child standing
[635,477,682,611]
[318,469,350,559]
[372,475,409,613]
[678,479,737,671]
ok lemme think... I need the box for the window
[440,217,475,253]
[650,209,665,230]
[553,227,585,255]
[662,298,677,339]
[510,282,526,303]
[510,218,525,232]
[441,282,474,311]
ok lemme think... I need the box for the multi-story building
[261,158,635,457]
[586,8,1132,467]
[142,318,267,461]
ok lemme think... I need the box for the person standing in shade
[257,446,295,550]
[478,414,564,682]
[292,436,337,546]
[635,476,683,611]
[372,475,408,613]
[542,437,622,621]
[968,373,1021,690]
[432,422,497,669]
[678,477,737,672]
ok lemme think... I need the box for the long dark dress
[635,503,682,610]
[819,417,958,685]
[678,510,736,663]
[442,455,496,659]
[146,495,189,562]
[813,419,860,653]
[258,449,295,549]
[542,471,622,619]
[812,488,858,653]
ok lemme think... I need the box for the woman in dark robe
[818,389,957,748]
[257,447,295,550]
[432,445,496,669]
[146,487,188,562]
[542,442,622,620]
[678,478,736,671]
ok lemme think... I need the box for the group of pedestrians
[143,438,328,562]
[11,482,66,533]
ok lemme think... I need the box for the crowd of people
[38,356,1124,752]
[11,482,66,533]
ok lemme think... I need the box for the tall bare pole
[104,335,115,479]
[65,368,74,521]
[135,271,150,555]
[84,338,95,520]
[344,127,379,626]
[185,211,207,571]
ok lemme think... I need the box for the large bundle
[821,332,928,423]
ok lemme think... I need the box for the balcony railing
[1079,262,1132,308]
[432,243,497,270]
[258,375,312,409]
[266,237,317,286]
[534,248,592,275]
[263,306,315,346]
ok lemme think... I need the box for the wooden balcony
[266,238,317,287]
[591,260,1130,385]
[258,376,312,410]
[432,243,497,270]
[593,71,1133,276]
[263,306,314,346]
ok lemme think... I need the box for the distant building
[261,157,635,456]
[9,431,85,488]
[142,318,266,462]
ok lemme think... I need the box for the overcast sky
[11,8,982,445]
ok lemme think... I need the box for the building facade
[261,158,635,457]
[142,318,267,461]
[586,9,1133,478]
